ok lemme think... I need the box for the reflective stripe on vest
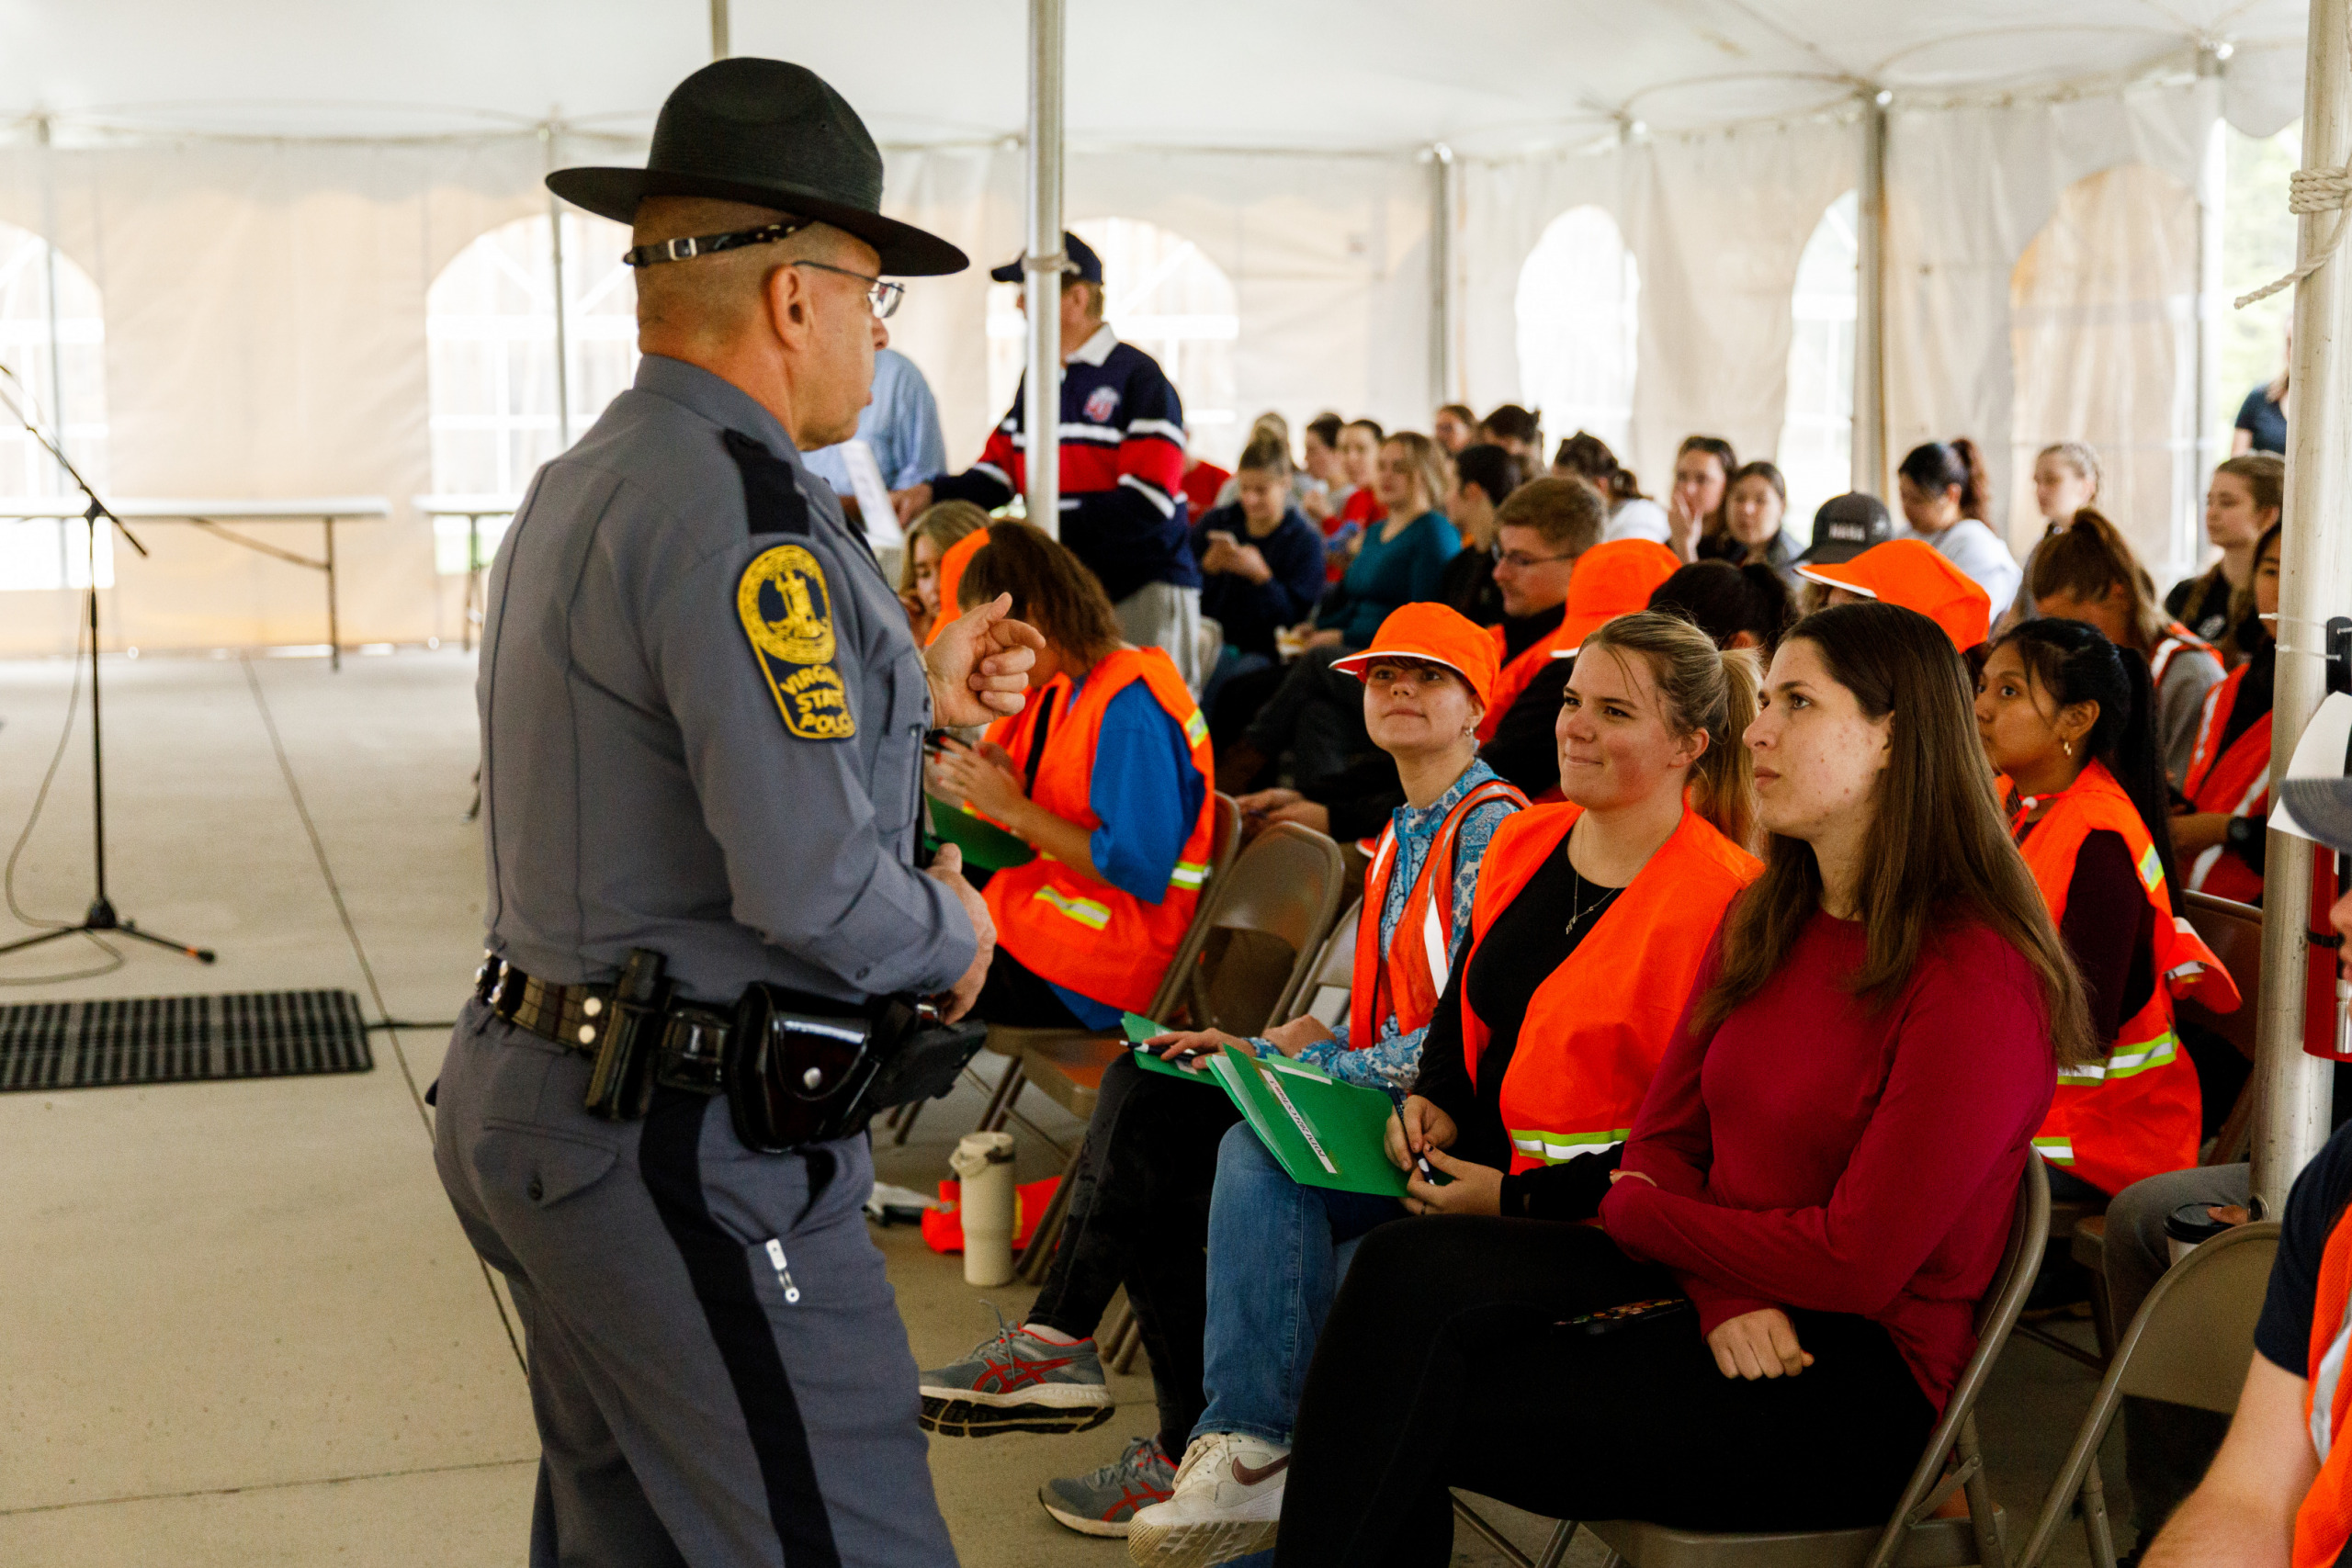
[2011,760,2222,1196]
[2182,664,2272,901]
[1347,776,1529,1054]
[978,648,1217,1014]
[1460,802,1761,1175]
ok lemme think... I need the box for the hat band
[624,216,811,268]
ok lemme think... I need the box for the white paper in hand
[2271,692,2352,842]
[841,440,903,550]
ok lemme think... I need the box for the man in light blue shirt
[802,344,947,504]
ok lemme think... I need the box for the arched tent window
[1778,192,1859,529]
[425,211,635,571]
[1515,206,1639,456]
[0,221,109,591]
[985,218,1238,464]
[2009,164,2199,582]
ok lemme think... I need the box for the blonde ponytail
[1576,612,1759,848]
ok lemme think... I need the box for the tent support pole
[2193,50,2229,583]
[1852,95,1888,498]
[2253,0,2351,1213]
[544,121,572,452]
[1429,143,1455,409]
[710,0,729,60]
[1023,0,1067,538]
[37,116,71,587]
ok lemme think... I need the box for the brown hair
[1554,429,1645,504]
[899,500,989,597]
[1383,432,1453,514]
[956,521,1123,666]
[2228,521,2285,654]
[1577,611,1761,848]
[2025,508,2165,655]
[2215,452,2286,519]
[1697,602,2095,1068]
[1494,476,1606,555]
[1679,435,1739,540]
[1899,438,1992,522]
[1236,433,1295,479]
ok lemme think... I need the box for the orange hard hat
[926,525,992,647]
[1545,539,1684,659]
[1799,539,1992,652]
[1332,602,1501,708]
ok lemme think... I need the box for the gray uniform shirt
[478,354,976,1005]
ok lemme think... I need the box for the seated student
[2175,521,2283,904]
[1431,442,1521,626]
[1791,491,1899,579]
[2169,453,2283,655]
[2027,510,2226,790]
[1696,460,1804,590]
[1974,618,2235,1201]
[1195,434,1328,724]
[1648,558,1796,654]
[1321,418,1387,577]
[1125,611,1761,1564]
[1667,434,1738,562]
[897,498,990,644]
[1554,429,1669,545]
[1306,432,1460,650]
[1265,601,2086,1563]
[1799,537,1993,656]
[1476,403,1542,470]
[921,604,1521,1535]
[1897,437,2023,608]
[2134,770,2352,1568]
[2001,440,2105,628]
[924,523,1215,1030]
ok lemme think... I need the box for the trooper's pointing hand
[927,592,1045,727]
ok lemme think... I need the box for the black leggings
[1028,1053,1239,1458]
[1275,1218,1937,1568]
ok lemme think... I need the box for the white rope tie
[2235,167,2352,309]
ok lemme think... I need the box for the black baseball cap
[1796,492,1897,567]
[990,231,1104,285]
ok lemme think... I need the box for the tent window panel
[1778,191,1859,530]
[426,211,635,567]
[2008,164,2198,586]
[984,217,1239,466]
[1514,206,1638,457]
[0,220,112,592]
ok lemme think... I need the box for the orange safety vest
[978,647,1217,1013]
[1349,776,1530,1053]
[2009,761,2238,1196]
[2182,662,2272,905]
[1475,615,1580,745]
[2149,620,2224,691]
[1460,802,1761,1174]
[2296,1196,2352,1565]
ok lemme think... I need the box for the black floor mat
[0,989,373,1090]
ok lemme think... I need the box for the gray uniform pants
[433,1001,956,1568]
[1115,582,1204,691]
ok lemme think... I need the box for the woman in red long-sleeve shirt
[1263,601,2095,1567]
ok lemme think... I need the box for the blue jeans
[1194,1122,1402,1447]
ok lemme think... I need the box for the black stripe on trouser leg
[640,1090,843,1568]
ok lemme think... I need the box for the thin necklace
[1565,827,1625,935]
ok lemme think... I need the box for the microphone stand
[0,367,214,965]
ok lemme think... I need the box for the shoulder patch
[738,543,855,741]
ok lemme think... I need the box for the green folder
[924,793,1035,871]
[1119,1014,1405,1198]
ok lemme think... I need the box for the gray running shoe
[917,1306,1114,1437]
[1039,1436,1176,1538]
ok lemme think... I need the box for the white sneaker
[1125,1431,1291,1567]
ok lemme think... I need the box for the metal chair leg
[889,1096,924,1145]
[1015,1141,1084,1282]
[1533,1519,1578,1568]
[2081,1453,2120,1568]
[981,1059,1027,1134]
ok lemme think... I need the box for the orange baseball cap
[1545,539,1684,659]
[1331,602,1500,708]
[926,525,992,647]
[1798,539,1992,652]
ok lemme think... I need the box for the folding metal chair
[1453,1154,2049,1568]
[2012,1217,2281,1568]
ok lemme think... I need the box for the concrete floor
[0,648,2126,1566]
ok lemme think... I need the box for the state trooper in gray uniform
[431,58,1041,1568]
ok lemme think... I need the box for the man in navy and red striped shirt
[891,231,1204,683]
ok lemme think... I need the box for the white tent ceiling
[0,0,2314,153]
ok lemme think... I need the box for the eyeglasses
[793,260,905,319]
[1491,544,1579,571]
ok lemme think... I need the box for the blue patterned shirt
[1254,759,1517,1090]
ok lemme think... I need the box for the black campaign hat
[1796,491,1896,567]
[990,231,1104,285]
[548,59,967,277]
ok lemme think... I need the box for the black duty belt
[474,954,730,1095]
